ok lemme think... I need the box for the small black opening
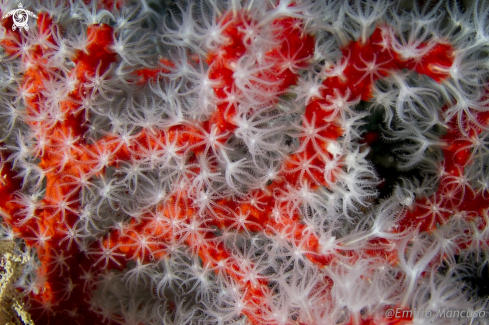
[356,102,425,201]
[440,254,489,301]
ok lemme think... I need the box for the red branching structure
[1,1,489,324]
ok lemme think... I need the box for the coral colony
[1,0,489,324]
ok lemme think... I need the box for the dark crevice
[440,254,489,302]
[356,103,425,201]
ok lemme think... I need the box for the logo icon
[2,3,37,31]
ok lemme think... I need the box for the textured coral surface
[0,0,489,324]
